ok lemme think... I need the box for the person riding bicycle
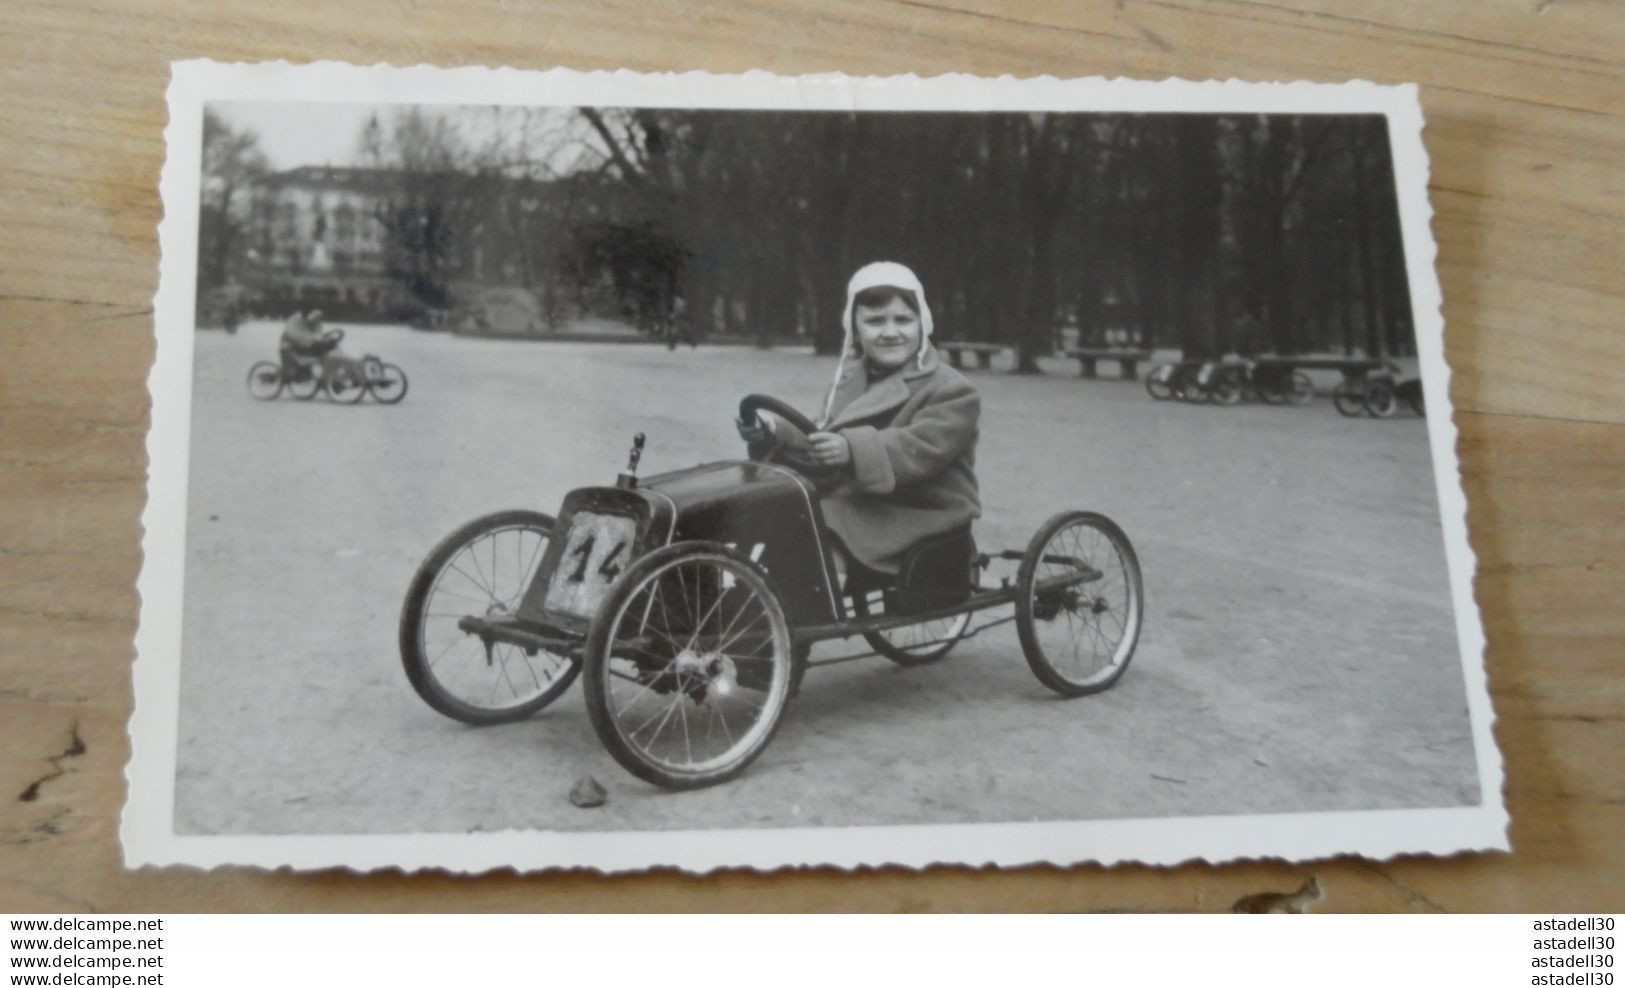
[736,261,981,584]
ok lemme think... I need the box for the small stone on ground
[569,774,607,809]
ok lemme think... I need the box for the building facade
[238,166,398,319]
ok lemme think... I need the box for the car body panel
[517,460,840,632]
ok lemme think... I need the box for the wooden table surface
[2,1,1621,913]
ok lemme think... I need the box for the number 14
[566,535,626,583]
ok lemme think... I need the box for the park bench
[938,341,1010,370]
[1063,347,1154,380]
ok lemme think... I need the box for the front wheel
[583,542,798,790]
[1016,511,1144,697]
[1176,367,1211,404]
[370,362,409,404]
[1210,370,1244,406]
[399,509,579,725]
[286,363,322,400]
[246,361,284,400]
[1363,376,1399,418]
[327,364,368,404]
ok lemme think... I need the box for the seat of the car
[842,524,978,614]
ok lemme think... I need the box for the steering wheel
[738,394,837,483]
[739,394,818,436]
[321,328,346,344]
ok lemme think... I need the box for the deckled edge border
[124,60,1507,875]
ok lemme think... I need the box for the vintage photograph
[128,64,1503,872]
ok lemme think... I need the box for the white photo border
[127,59,1505,873]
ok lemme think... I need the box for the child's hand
[807,432,852,468]
[736,413,776,445]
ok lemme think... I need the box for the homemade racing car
[400,395,1144,790]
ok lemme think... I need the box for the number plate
[542,512,637,619]
[1152,364,1174,383]
[1197,364,1214,385]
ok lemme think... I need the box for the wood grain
[2,0,1622,912]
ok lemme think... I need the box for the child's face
[854,297,922,370]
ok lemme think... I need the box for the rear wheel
[583,543,798,789]
[399,510,578,725]
[1210,370,1244,406]
[246,361,284,400]
[1332,380,1365,417]
[851,591,972,666]
[370,362,409,404]
[1016,511,1144,697]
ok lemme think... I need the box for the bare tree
[198,108,268,294]
[359,108,473,310]
[444,105,1418,360]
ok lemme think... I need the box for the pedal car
[1333,370,1423,418]
[399,395,1144,789]
[246,329,409,404]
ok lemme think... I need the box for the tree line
[202,105,1416,361]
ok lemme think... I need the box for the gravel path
[172,323,1479,835]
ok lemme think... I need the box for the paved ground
[171,322,1479,835]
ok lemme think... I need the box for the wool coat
[760,343,981,574]
[280,313,323,353]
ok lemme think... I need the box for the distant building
[224,164,660,332]
[240,166,396,318]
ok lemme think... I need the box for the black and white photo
[127,63,1503,872]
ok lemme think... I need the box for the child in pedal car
[737,261,981,583]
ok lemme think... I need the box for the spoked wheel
[400,510,579,725]
[1144,367,1175,401]
[851,591,973,666]
[246,361,284,400]
[1363,377,1399,418]
[1210,371,1244,406]
[370,362,409,404]
[1332,380,1366,417]
[583,542,798,790]
[327,364,368,404]
[1285,370,1314,406]
[286,364,322,401]
[1016,511,1144,697]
